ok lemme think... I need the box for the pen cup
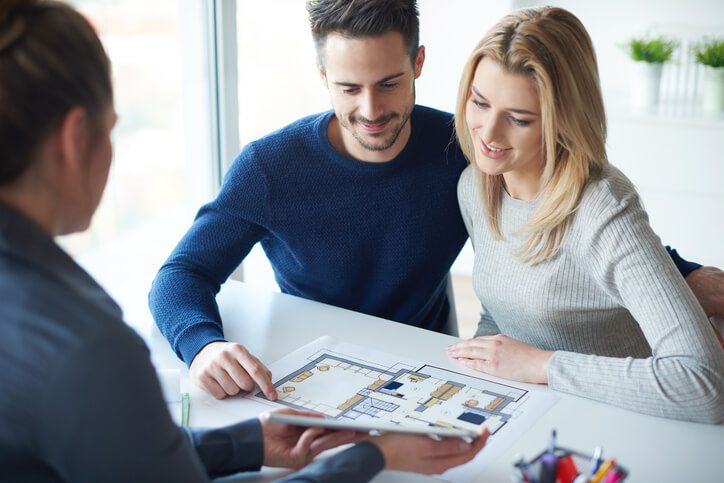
[512,447,628,483]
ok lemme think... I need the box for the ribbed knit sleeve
[548,170,724,423]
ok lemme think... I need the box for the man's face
[318,31,424,162]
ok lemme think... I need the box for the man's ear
[56,107,90,175]
[316,60,329,88]
[413,45,426,79]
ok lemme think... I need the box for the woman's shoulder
[578,164,640,215]
[457,164,477,193]
[457,164,480,209]
[568,164,650,251]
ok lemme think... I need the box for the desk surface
[148,280,723,482]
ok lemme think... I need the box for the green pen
[181,392,190,426]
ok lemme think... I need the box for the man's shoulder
[256,111,332,145]
[410,105,463,166]
[411,105,457,145]
[235,111,333,165]
[413,104,454,125]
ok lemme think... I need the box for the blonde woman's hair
[454,6,607,264]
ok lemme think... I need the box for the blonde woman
[446,6,724,423]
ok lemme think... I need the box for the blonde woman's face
[465,56,544,199]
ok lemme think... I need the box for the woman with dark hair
[0,1,488,481]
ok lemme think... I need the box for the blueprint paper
[244,336,558,482]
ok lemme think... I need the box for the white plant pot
[702,66,724,113]
[630,61,663,114]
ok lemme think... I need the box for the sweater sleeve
[149,145,272,365]
[548,179,724,423]
[474,311,502,337]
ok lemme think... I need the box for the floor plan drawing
[255,345,535,436]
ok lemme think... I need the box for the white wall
[514,0,724,100]
[607,116,724,268]
[417,0,513,112]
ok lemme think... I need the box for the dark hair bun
[0,0,39,53]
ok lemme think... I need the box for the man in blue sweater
[149,0,724,401]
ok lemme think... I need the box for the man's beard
[336,102,414,152]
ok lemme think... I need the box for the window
[58,0,217,332]
[236,1,328,146]
[234,1,330,290]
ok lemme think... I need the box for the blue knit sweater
[149,106,469,365]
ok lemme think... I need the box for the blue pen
[589,446,603,477]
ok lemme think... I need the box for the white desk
[148,280,723,482]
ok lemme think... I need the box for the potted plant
[624,36,678,113]
[692,38,724,113]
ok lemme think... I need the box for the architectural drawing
[256,347,531,435]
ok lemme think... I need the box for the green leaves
[692,38,724,68]
[626,36,678,63]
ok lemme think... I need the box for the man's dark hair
[306,0,420,69]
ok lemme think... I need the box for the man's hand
[189,341,277,400]
[686,266,724,318]
[447,335,553,384]
[259,409,364,469]
[372,427,490,475]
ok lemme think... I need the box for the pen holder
[512,446,628,483]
